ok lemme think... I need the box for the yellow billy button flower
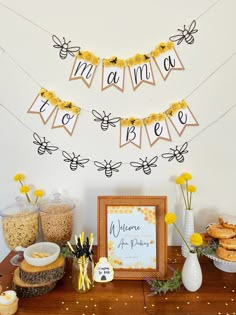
[187,185,197,193]
[190,233,203,247]
[33,190,44,198]
[14,173,25,182]
[164,213,177,224]
[181,172,192,181]
[20,185,30,194]
[175,176,185,185]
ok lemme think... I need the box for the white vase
[181,209,194,258]
[181,251,202,292]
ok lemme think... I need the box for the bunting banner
[28,88,81,136]
[68,41,184,92]
[28,89,199,146]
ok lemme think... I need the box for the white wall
[0,0,235,262]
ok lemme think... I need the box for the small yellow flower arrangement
[175,172,197,210]
[165,212,203,253]
[14,173,44,204]
[77,51,99,66]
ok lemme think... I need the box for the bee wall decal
[130,156,158,175]
[52,35,80,60]
[33,133,59,155]
[94,160,122,178]
[92,110,121,131]
[62,151,89,171]
[169,20,198,45]
[162,142,188,163]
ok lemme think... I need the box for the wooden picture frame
[97,196,167,280]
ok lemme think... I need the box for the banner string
[0,0,222,55]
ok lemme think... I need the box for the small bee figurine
[33,133,58,155]
[92,110,120,131]
[52,35,80,60]
[94,160,122,178]
[162,142,188,163]
[130,156,158,175]
[169,20,198,45]
[62,151,89,171]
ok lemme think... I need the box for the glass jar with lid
[39,193,75,246]
[0,197,39,266]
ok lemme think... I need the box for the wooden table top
[0,246,235,315]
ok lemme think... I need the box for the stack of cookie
[206,215,236,262]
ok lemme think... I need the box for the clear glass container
[39,193,74,246]
[0,197,39,266]
[72,257,94,293]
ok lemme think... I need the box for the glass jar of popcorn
[0,197,39,266]
[39,193,75,246]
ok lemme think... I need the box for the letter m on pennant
[69,57,98,87]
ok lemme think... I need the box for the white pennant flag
[120,125,142,148]
[102,62,125,92]
[145,120,172,147]
[28,94,56,124]
[169,106,199,136]
[153,48,184,81]
[69,55,98,87]
[128,61,155,91]
[52,108,79,136]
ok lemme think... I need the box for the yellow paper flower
[116,59,126,68]
[39,88,47,97]
[190,233,203,247]
[14,173,25,182]
[187,185,197,193]
[44,90,55,100]
[179,100,188,109]
[120,119,129,127]
[165,213,177,224]
[150,113,159,122]
[167,41,174,50]
[133,119,143,127]
[33,190,44,198]
[127,57,135,67]
[20,185,30,194]
[157,42,168,53]
[58,101,66,110]
[50,97,60,106]
[151,49,161,58]
[103,59,110,67]
[171,102,180,112]
[71,106,81,115]
[134,53,145,65]
[143,117,152,126]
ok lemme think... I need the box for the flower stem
[180,185,188,209]
[185,180,190,209]
[173,222,191,252]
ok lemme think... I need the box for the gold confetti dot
[196,296,199,299]
[165,297,168,300]
[207,302,211,304]
[66,308,69,311]
[152,304,155,307]
[109,307,112,310]
[76,301,79,304]
[115,298,119,301]
[225,303,228,306]
[231,298,234,301]
[218,312,222,315]
[130,295,133,298]
[144,306,147,309]
[187,302,190,304]
[232,290,235,292]
[61,302,65,304]
[224,286,227,289]
[85,305,88,308]
[124,303,127,306]
[94,304,97,307]
[176,306,180,309]
[91,298,94,300]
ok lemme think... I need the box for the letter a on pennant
[69,57,97,88]
[153,48,184,81]
[120,124,142,148]
[27,91,57,124]
[52,108,79,136]
[102,63,125,92]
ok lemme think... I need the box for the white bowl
[23,242,60,267]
